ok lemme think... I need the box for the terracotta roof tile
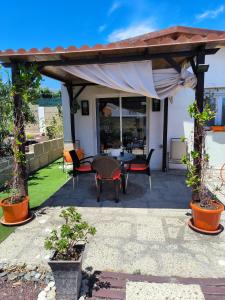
[17,48,26,54]
[29,48,39,53]
[1,26,225,58]
[42,47,52,53]
[54,46,65,52]
[66,46,78,51]
[79,45,90,50]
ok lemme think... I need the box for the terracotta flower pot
[190,201,224,232]
[0,196,29,224]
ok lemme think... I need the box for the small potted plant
[182,101,224,234]
[44,207,96,300]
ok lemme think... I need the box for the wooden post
[11,64,28,197]
[66,85,76,149]
[193,50,205,199]
[162,97,168,172]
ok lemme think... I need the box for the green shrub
[44,207,96,260]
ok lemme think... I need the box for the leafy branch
[44,207,96,260]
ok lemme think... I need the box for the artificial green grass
[0,158,68,243]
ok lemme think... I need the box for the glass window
[97,98,120,153]
[122,97,147,155]
[96,97,147,156]
[222,98,225,125]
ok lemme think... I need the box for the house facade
[61,47,225,170]
[0,25,224,170]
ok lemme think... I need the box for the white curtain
[61,61,196,99]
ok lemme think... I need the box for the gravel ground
[0,278,45,300]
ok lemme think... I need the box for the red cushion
[127,163,148,171]
[96,169,121,180]
[75,165,92,172]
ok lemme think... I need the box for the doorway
[96,96,147,156]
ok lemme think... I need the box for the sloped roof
[0,26,225,59]
[1,26,225,84]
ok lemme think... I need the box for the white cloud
[107,21,156,42]
[196,5,224,21]
[98,24,107,33]
[108,1,121,15]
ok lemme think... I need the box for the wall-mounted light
[152,98,161,111]
[196,64,209,73]
[81,100,89,115]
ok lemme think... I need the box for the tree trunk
[12,65,28,198]
[193,50,205,200]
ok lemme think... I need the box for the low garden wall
[0,138,63,187]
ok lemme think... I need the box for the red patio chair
[125,149,155,190]
[92,156,122,203]
[69,150,94,189]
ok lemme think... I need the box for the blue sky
[1,0,225,89]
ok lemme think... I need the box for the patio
[43,170,191,209]
[0,171,225,281]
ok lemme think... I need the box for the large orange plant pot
[0,196,29,224]
[190,201,224,232]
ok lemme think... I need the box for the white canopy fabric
[61,61,196,99]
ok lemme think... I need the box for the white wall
[61,84,196,169]
[206,132,225,169]
[168,87,194,151]
[205,47,225,88]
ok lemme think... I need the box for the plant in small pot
[182,101,224,234]
[0,64,41,225]
[44,207,96,300]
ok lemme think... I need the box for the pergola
[1,25,225,192]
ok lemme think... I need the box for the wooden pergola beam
[162,98,169,172]
[65,84,76,148]
[164,56,181,73]
[3,48,219,68]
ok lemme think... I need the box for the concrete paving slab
[0,172,224,279]
[126,282,205,300]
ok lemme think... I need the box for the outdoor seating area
[65,149,155,202]
[1,18,225,299]
[44,170,191,209]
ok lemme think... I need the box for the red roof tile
[0,26,225,58]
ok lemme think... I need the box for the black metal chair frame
[126,149,155,190]
[69,150,94,189]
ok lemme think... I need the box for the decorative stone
[24,273,31,281]
[0,272,7,277]
[48,281,55,288]
[38,290,47,300]
[8,273,18,281]
[35,273,41,280]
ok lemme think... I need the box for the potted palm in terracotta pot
[44,207,96,300]
[0,64,41,225]
[182,101,224,234]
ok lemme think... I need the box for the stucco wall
[62,84,197,169]
[205,47,225,88]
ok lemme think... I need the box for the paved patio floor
[0,171,225,280]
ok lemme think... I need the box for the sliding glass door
[97,96,147,156]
